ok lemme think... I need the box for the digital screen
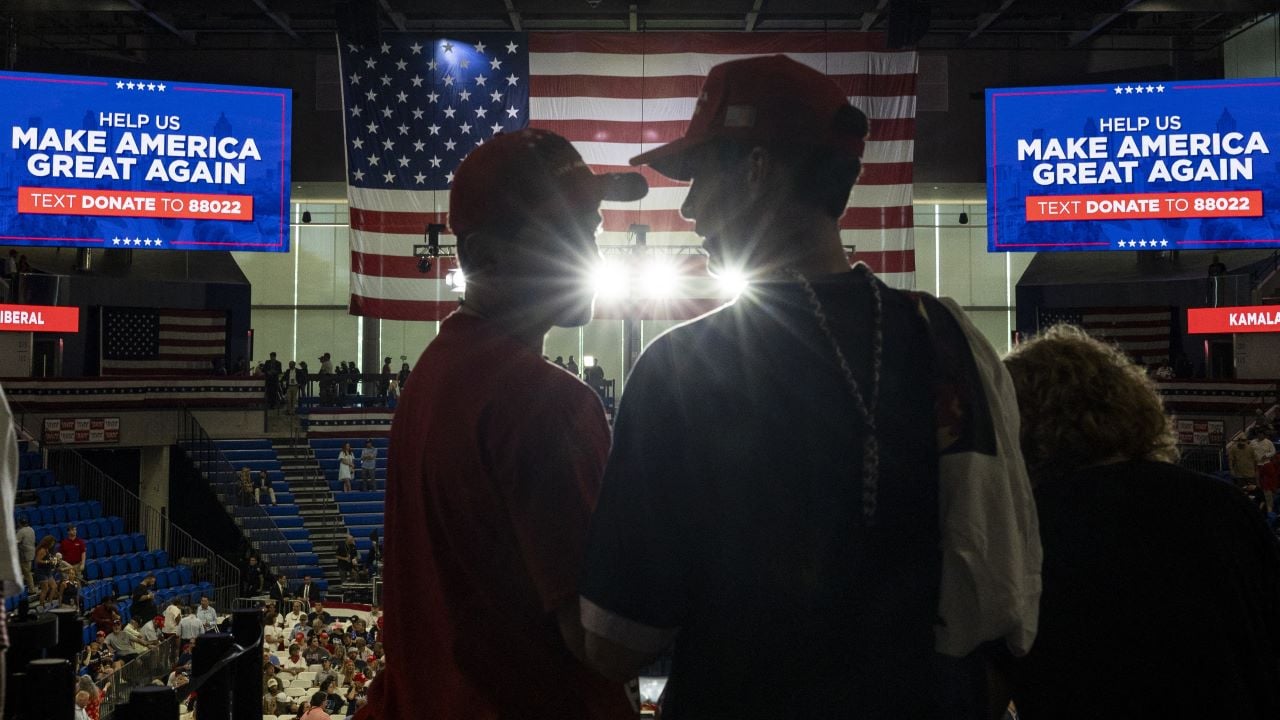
[0,70,291,252]
[1187,304,1280,334]
[987,78,1280,252]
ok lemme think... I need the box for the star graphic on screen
[126,82,135,89]
[505,41,519,54]
[112,237,121,245]
[1160,238,1168,246]
[1124,86,1133,94]
[157,84,167,92]
[1155,85,1165,92]
[144,238,153,247]
[146,83,155,91]
[154,239,163,246]
[116,81,125,89]
[1114,86,1123,94]
[410,42,423,54]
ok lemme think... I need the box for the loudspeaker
[336,0,381,48]
[886,0,930,49]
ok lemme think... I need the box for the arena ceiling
[8,0,1276,55]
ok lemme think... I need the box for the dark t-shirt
[131,583,156,623]
[360,312,631,720]
[582,270,956,719]
[1005,460,1280,719]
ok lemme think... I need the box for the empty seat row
[343,513,384,528]
[317,458,387,471]
[18,450,41,472]
[338,502,385,515]
[29,484,79,506]
[333,491,383,503]
[327,478,386,491]
[221,448,280,463]
[213,438,274,451]
[18,469,56,490]
[84,550,170,580]
[31,516,124,542]
[199,459,281,473]
[74,532,148,560]
[19,501,104,528]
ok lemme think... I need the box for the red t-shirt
[59,536,86,565]
[1259,461,1280,492]
[358,313,631,720]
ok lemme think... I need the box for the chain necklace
[790,264,884,522]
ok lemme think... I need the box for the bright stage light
[716,270,749,297]
[445,268,466,293]
[583,355,596,368]
[590,260,629,299]
[639,260,679,299]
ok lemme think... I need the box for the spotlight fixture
[417,255,432,274]
[302,211,312,224]
[958,211,969,225]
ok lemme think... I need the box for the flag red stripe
[529,31,892,55]
[529,73,917,100]
[350,207,447,234]
[854,250,915,274]
[349,295,459,321]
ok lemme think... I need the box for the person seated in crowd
[196,595,219,632]
[998,324,1280,719]
[365,530,381,579]
[316,656,339,690]
[297,574,322,605]
[73,690,90,720]
[262,649,281,670]
[106,620,142,663]
[88,598,120,636]
[58,524,86,581]
[139,615,164,647]
[280,643,307,677]
[243,554,266,596]
[321,677,346,716]
[304,636,331,666]
[256,469,277,506]
[75,674,104,720]
[263,673,297,716]
[312,602,332,626]
[238,466,255,506]
[346,672,370,716]
[301,691,331,720]
[284,599,308,631]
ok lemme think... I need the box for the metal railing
[98,634,181,719]
[44,449,241,611]
[177,408,295,583]
[113,609,263,720]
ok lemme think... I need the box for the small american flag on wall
[1037,306,1173,365]
[99,308,226,376]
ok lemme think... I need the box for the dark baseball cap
[630,55,868,180]
[449,128,648,239]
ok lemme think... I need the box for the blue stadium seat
[131,533,147,552]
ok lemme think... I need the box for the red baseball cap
[449,128,648,239]
[630,55,868,180]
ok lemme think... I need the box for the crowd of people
[258,598,382,719]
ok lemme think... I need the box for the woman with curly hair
[999,324,1280,719]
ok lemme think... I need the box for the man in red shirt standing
[1258,453,1280,513]
[58,524,86,581]
[356,128,645,720]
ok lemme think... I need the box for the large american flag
[1037,306,1173,365]
[338,32,918,321]
[99,308,227,376]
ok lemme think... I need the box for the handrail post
[192,633,236,720]
[231,609,264,719]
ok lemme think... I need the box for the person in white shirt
[196,595,219,632]
[1250,429,1276,465]
[177,606,203,641]
[284,600,308,631]
[139,616,163,646]
[74,690,91,720]
[163,600,182,638]
[337,443,356,493]
[280,643,308,676]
